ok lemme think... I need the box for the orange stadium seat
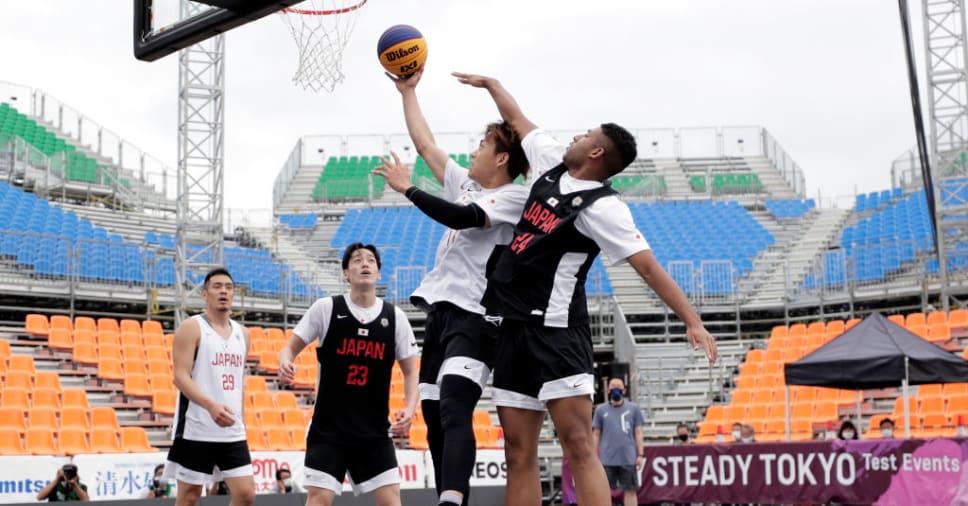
[249,391,275,410]
[474,426,501,448]
[751,389,773,405]
[259,410,286,429]
[119,319,142,336]
[72,328,95,347]
[259,351,280,373]
[243,410,259,428]
[25,314,49,337]
[142,320,164,337]
[730,389,753,405]
[247,339,269,361]
[61,389,91,410]
[812,403,838,424]
[246,427,268,452]
[473,410,493,427]
[788,323,806,337]
[746,404,769,423]
[294,367,318,388]
[97,357,124,381]
[35,371,62,391]
[50,315,73,333]
[275,391,299,410]
[806,321,825,336]
[124,374,153,398]
[919,384,944,397]
[24,428,57,455]
[121,332,143,348]
[145,346,169,363]
[919,396,945,415]
[248,327,266,343]
[791,402,814,422]
[48,328,73,351]
[906,324,928,339]
[8,355,36,374]
[408,424,429,450]
[5,370,32,390]
[147,360,171,377]
[948,309,968,328]
[944,384,968,397]
[283,408,307,431]
[927,324,951,343]
[89,427,123,453]
[906,312,927,327]
[826,320,846,336]
[59,407,91,430]
[769,325,788,339]
[1,388,30,409]
[290,429,307,451]
[265,428,294,451]
[245,376,268,392]
[266,328,285,343]
[90,407,120,430]
[97,330,120,347]
[0,431,24,455]
[58,428,91,455]
[97,342,121,362]
[0,340,10,359]
[74,317,96,333]
[926,311,948,326]
[122,345,146,361]
[28,408,58,430]
[121,427,158,452]
[32,389,61,410]
[152,391,177,416]
[144,333,165,348]
[125,358,148,376]
[149,373,174,393]
[887,314,905,326]
[0,407,27,433]
[745,349,766,363]
[97,318,119,334]
[72,343,98,366]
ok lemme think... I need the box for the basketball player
[163,268,255,506]
[278,243,419,506]
[454,72,719,506]
[372,68,529,506]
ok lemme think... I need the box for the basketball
[377,24,427,78]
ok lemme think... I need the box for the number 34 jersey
[293,295,418,442]
[173,315,247,442]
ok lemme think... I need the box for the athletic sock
[438,490,463,505]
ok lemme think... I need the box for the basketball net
[279,0,367,93]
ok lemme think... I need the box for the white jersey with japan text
[410,159,529,314]
[172,314,247,442]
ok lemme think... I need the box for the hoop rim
[281,0,367,16]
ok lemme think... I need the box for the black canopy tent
[783,312,968,438]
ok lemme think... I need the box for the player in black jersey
[454,72,718,506]
[278,243,420,506]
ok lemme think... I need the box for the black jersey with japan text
[483,163,617,327]
[308,295,396,441]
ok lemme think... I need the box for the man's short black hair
[676,423,690,432]
[203,267,233,288]
[600,122,638,176]
[880,418,895,428]
[276,468,291,480]
[342,242,382,270]
[154,464,164,474]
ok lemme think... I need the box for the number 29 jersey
[173,315,247,442]
[294,295,418,442]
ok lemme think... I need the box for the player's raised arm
[387,69,449,184]
[453,72,537,140]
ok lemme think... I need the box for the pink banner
[561,438,968,505]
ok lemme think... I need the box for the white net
[279,0,367,93]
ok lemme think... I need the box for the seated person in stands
[837,420,859,440]
[730,422,743,443]
[880,418,896,439]
[739,424,756,443]
[37,464,89,502]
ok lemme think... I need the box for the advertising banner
[0,456,69,503]
[425,449,508,489]
[71,452,164,500]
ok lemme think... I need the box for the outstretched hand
[373,152,414,193]
[687,325,718,366]
[452,72,496,89]
[385,68,424,93]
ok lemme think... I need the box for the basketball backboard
[134,0,304,61]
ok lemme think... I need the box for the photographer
[144,464,171,498]
[37,464,89,502]
[274,469,304,494]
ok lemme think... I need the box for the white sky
[0,0,929,216]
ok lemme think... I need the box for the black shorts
[604,465,639,491]
[304,437,399,495]
[163,438,252,485]
[418,302,498,400]
[492,319,594,410]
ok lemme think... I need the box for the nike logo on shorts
[336,314,349,319]
[572,382,585,388]
[463,364,477,370]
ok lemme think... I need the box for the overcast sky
[0,0,928,218]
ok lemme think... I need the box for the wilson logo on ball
[377,25,427,77]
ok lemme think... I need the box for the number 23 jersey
[294,295,418,441]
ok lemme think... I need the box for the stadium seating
[689,173,763,194]
[765,199,816,219]
[312,156,388,201]
[279,213,318,229]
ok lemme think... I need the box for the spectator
[740,424,756,443]
[275,469,305,494]
[37,464,89,502]
[207,481,229,496]
[674,423,693,444]
[592,377,644,506]
[837,420,859,441]
[730,422,743,443]
[144,464,171,498]
[880,418,896,439]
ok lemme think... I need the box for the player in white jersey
[163,268,254,506]
[373,68,529,506]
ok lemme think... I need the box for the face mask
[741,436,753,443]
[677,434,689,442]
[282,478,293,487]
[608,388,623,402]
[731,430,742,441]
[881,428,893,438]
[842,430,855,439]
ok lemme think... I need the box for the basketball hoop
[280,0,367,93]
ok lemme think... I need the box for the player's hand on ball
[373,152,412,193]
[390,409,413,437]
[385,68,423,93]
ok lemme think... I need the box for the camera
[152,479,167,496]
[62,464,78,482]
